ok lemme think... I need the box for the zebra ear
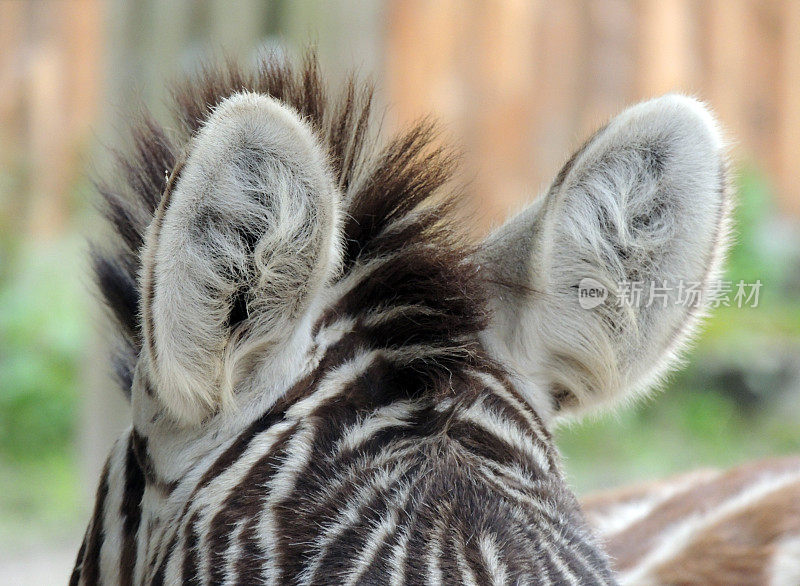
[478,95,731,422]
[140,92,341,426]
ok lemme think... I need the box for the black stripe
[120,434,146,585]
[460,532,495,586]
[355,474,424,584]
[131,428,176,495]
[439,523,463,583]
[447,419,548,478]
[81,458,111,585]
[234,514,262,585]
[401,495,436,584]
[192,410,284,494]
[182,511,202,585]
[142,158,185,366]
[68,530,88,586]
[299,464,418,584]
[151,531,179,586]
[481,472,613,584]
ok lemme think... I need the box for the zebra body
[72,54,730,584]
[583,457,800,585]
[78,362,608,584]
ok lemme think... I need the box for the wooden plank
[385,0,464,128]
[208,0,269,61]
[778,0,800,216]
[27,2,69,239]
[636,0,694,98]
[583,0,636,131]
[465,0,539,231]
[705,0,748,144]
[0,0,26,126]
[530,0,586,194]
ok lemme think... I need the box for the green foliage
[0,237,88,536]
[728,166,776,282]
[0,239,87,461]
[0,453,81,543]
[558,385,800,494]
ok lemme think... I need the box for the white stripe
[257,421,318,585]
[162,533,183,585]
[343,480,416,585]
[222,519,247,585]
[586,469,720,537]
[454,533,480,586]
[538,536,580,585]
[268,422,316,501]
[286,350,379,419]
[314,316,356,349]
[361,304,444,328]
[484,472,606,584]
[482,459,544,490]
[288,344,469,422]
[334,400,416,455]
[770,534,800,586]
[478,532,509,586]
[180,419,296,584]
[300,463,410,585]
[475,463,561,520]
[472,370,549,441]
[329,254,401,301]
[388,512,416,586]
[458,398,551,473]
[426,517,445,586]
[434,397,456,412]
[310,443,419,516]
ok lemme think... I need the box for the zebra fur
[73,52,729,585]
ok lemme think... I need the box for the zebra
[71,53,730,585]
[583,456,800,585]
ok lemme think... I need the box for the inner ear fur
[479,95,731,422]
[140,92,341,426]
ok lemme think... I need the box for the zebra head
[137,89,729,432]
[78,55,729,584]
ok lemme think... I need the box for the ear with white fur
[478,95,731,423]
[140,92,341,426]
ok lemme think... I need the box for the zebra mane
[93,51,490,398]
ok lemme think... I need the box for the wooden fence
[3,0,800,239]
[386,0,800,230]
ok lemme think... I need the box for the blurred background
[2,0,800,581]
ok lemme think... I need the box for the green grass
[0,239,87,461]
